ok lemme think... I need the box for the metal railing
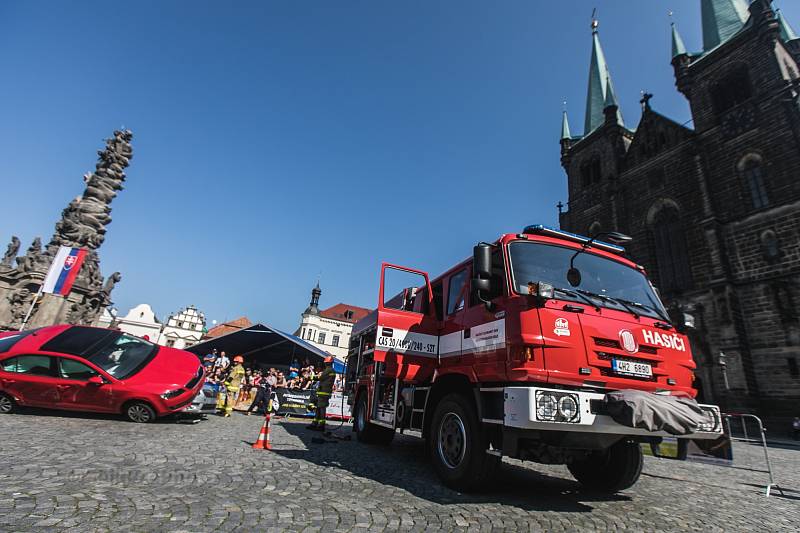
[723,413,784,498]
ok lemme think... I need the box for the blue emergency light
[521,225,627,254]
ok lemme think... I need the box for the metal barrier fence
[723,413,784,497]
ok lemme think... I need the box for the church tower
[559,0,800,421]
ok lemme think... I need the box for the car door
[0,354,61,407]
[55,357,116,412]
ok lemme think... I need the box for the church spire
[603,75,623,126]
[777,9,798,42]
[561,109,572,140]
[584,15,620,135]
[671,22,688,58]
[304,282,321,315]
[700,0,749,51]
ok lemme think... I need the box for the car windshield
[85,334,158,380]
[508,241,668,320]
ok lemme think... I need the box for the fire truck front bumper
[501,386,723,440]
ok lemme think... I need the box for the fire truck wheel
[567,438,643,492]
[354,393,394,445]
[429,393,499,492]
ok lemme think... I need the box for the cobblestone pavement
[0,409,798,532]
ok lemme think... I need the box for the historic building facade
[558,0,800,419]
[295,283,370,360]
[158,305,206,349]
[105,303,163,341]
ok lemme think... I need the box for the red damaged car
[0,325,205,423]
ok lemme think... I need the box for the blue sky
[1,1,798,331]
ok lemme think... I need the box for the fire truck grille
[593,337,658,355]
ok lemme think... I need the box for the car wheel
[354,392,394,445]
[428,393,500,492]
[568,438,643,492]
[0,393,15,414]
[125,401,156,423]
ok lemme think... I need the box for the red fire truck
[345,225,722,492]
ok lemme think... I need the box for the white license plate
[612,359,652,378]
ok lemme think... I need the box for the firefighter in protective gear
[308,356,336,431]
[223,355,246,417]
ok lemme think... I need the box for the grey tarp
[604,389,708,436]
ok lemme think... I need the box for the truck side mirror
[472,243,495,311]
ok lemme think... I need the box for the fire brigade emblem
[64,255,77,270]
[619,329,638,354]
[554,318,570,337]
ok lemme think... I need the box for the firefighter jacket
[225,364,245,391]
[317,367,336,396]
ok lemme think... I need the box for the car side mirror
[88,376,105,385]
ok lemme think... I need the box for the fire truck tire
[429,393,499,492]
[567,438,643,492]
[354,393,394,445]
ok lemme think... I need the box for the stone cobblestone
[0,409,798,531]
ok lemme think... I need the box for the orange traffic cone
[252,413,272,450]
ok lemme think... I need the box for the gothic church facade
[558,0,800,420]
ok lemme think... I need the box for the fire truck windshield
[508,241,668,320]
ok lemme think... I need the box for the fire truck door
[372,264,440,426]
[375,263,439,366]
[438,268,468,362]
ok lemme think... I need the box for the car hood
[123,346,202,390]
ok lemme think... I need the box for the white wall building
[113,303,163,341]
[295,283,370,360]
[158,305,206,349]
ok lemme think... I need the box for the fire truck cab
[345,226,722,492]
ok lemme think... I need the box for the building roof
[204,316,253,339]
[701,0,749,51]
[318,303,371,324]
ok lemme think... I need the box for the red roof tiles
[319,304,371,324]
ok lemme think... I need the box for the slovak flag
[42,246,88,296]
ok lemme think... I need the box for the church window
[741,158,769,209]
[710,67,752,116]
[650,206,692,293]
[773,283,796,323]
[580,156,602,187]
[760,230,780,261]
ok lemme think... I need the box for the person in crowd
[215,351,230,370]
[275,371,287,388]
[222,355,245,417]
[308,356,336,431]
[246,369,273,416]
